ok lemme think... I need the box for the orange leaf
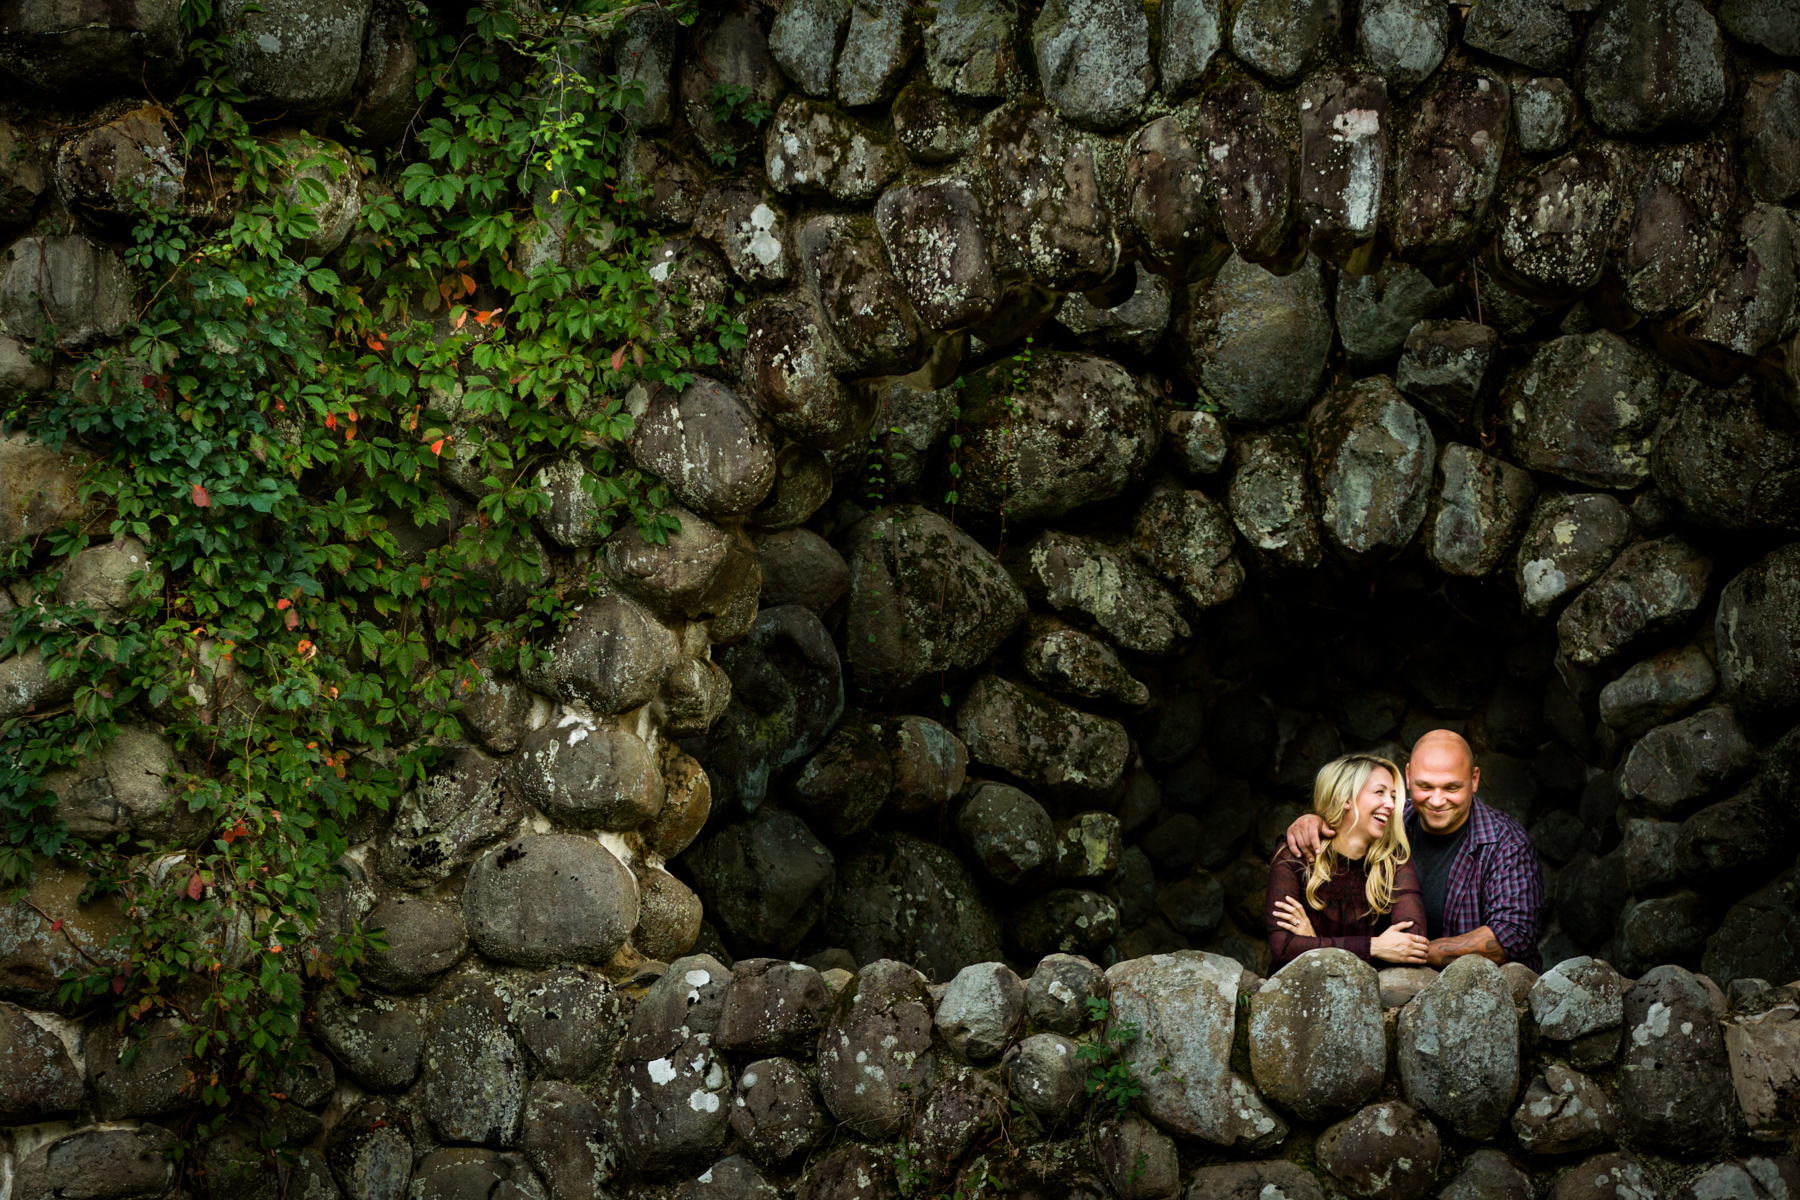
[186,873,203,900]
[611,345,627,372]
[429,439,445,456]
[190,483,211,508]
[451,308,468,331]
[325,413,337,430]
[276,599,291,610]
[460,273,476,296]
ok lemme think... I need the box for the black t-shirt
[1410,819,1471,939]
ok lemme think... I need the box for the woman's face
[1346,767,1398,843]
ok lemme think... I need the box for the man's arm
[1284,813,1336,862]
[1427,926,1507,968]
[1431,834,1545,970]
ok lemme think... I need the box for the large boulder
[630,376,777,518]
[683,809,835,955]
[1015,530,1190,655]
[217,0,372,113]
[510,967,624,1081]
[1298,73,1389,266]
[817,959,934,1137]
[0,0,184,96]
[1122,118,1230,282]
[1514,492,1634,619]
[1357,0,1448,97]
[765,97,901,203]
[1505,331,1668,490]
[520,591,679,715]
[1031,0,1152,130]
[1227,431,1322,571]
[1722,1001,1800,1142]
[377,745,525,888]
[1391,70,1511,266]
[1230,0,1339,83]
[1424,443,1536,577]
[956,674,1129,802]
[830,832,1003,981]
[53,106,182,222]
[617,964,736,1176]
[10,1125,177,1200]
[360,896,467,994]
[509,716,662,832]
[1619,965,1737,1156]
[690,604,842,813]
[1743,72,1800,205]
[1103,951,1285,1150]
[0,1000,82,1124]
[874,177,1000,332]
[1129,487,1244,611]
[1397,955,1520,1140]
[840,506,1025,695]
[420,978,526,1147]
[924,0,1017,97]
[835,0,913,105]
[1600,645,1717,738]
[1019,614,1150,706]
[957,781,1055,886]
[1529,956,1627,1043]
[1617,707,1755,817]
[1194,81,1299,264]
[1174,253,1331,424]
[1556,536,1711,667]
[0,236,132,348]
[1620,138,1737,323]
[1307,378,1437,565]
[1249,949,1385,1120]
[950,352,1159,522]
[1315,1100,1440,1200]
[462,835,638,967]
[1494,150,1618,300]
[971,104,1118,291]
[1716,543,1800,721]
[1580,0,1726,137]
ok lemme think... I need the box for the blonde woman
[1265,754,1430,971]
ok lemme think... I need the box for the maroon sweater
[1265,845,1427,971]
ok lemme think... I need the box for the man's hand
[1427,926,1507,969]
[1372,921,1430,966]
[1284,812,1336,862]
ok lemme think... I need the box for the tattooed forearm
[1427,926,1507,969]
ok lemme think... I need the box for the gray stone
[1182,1163,1325,1200]
[1053,812,1123,882]
[684,809,835,955]
[1016,529,1189,655]
[1093,1114,1180,1200]
[841,505,1025,695]
[11,1125,177,1200]
[1176,254,1331,423]
[972,105,1118,291]
[1440,1149,1533,1200]
[0,334,50,394]
[1673,1161,1800,1200]
[1019,614,1149,706]
[1691,205,1798,363]
[875,177,999,331]
[716,959,831,1057]
[313,989,421,1093]
[739,300,854,452]
[1618,706,1755,817]
[678,9,785,160]
[1160,0,1223,98]
[1397,955,1520,1139]
[696,181,789,289]
[631,376,777,518]
[421,978,527,1147]
[1581,0,1726,137]
[1548,1152,1660,1200]
[957,673,1130,802]
[1464,0,1575,70]
[1057,262,1172,354]
[1557,536,1712,667]
[1250,949,1385,1120]
[0,1000,81,1124]
[1531,956,1627,1041]
[408,1152,541,1200]
[891,80,981,161]
[1397,319,1499,431]
[1507,331,1668,489]
[218,0,371,113]
[1103,950,1286,1149]
[817,959,933,1137]
[272,134,360,257]
[1516,76,1577,154]
[1614,891,1711,977]
[520,589,679,714]
[1230,0,1340,83]
[1424,443,1536,577]
[0,236,131,349]
[1600,645,1716,738]
[836,0,914,106]
[1298,73,1389,267]
[618,1033,733,1174]
[1130,486,1243,611]
[613,6,679,127]
[755,530,848,617]
[1227,430,1322,571]
[768,0,846,97]
[829,832,1004,980]
[1194,80,1299,264]
[729,1056,827,1166]
[510,716,662,832]
[680,1155,776,1200]
[0,0,184,96]
[1307,377,1437,565]
[1513,1065,1618,1154]
[327,1100,414,1200]
[797,1145,894,1200]
[361,895,466,993]
[510,968,623,1081]
[634,866,703,961]
[1031,0,1152,130]
[1012,888,1121,958]
[463,834,638,967]
[1622,817,1683,895]
[40,722,198,846]
[1336,263,1458,368]
[1705,869,1800,990]
[936,961,1024,1061]
[1515,492,1634,618]
[925,0,1016,97]
[1717,543,1800,720]
[1154,872,1224,938]
[88,1017,194,1120]
[1722,1004,1800,1142]
[765,97,900,202]
[1315,1100,1440,1200]
[799,212,927,377]
[1001,1032,1085,1125]
[1496,150,1618,299]
[1620,965,1736,1155]
[1165,410,1229,478]
[881,715,968,815]
[952,350,1160,522]
[1722,0,1800,55]
[377,745,525,888]
[1743,73,1800,205]
[957,782,1055,886]
[54,106,181,221]
[1357,0,1448,96]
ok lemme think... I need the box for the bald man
[1286,730,1545,972]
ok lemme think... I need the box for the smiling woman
[1265,754,1430,970]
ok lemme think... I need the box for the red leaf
[49,918,64,933]
[190,483,211,508]
[276,599,291,610]
[186,873,203,900]
[325,413,337,430]
[112,975,127,994]
[611,345,627,372]
[429,439,445,456]
[284,608,299,630]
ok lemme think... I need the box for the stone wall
[3,0,1800,1196]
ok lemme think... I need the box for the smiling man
[1285,729,1546,971]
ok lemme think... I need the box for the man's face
[1406,741,1480,834]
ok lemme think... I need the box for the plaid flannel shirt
[1403,795,1546,972]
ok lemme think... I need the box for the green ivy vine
[0,0,733,1151]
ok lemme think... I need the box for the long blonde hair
[1303,754,1411,917]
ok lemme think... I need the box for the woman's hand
[1372,921,1430,965]
[1272,896,1317,938]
